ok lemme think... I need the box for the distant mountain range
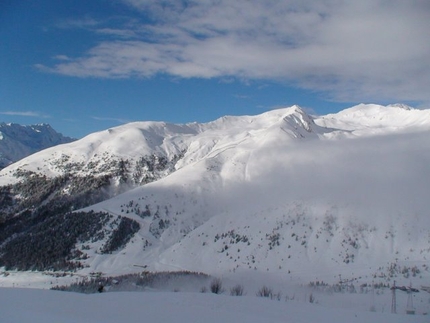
[0,123,75,169]
[0,104,429,289]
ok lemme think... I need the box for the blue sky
[1,0,429,138]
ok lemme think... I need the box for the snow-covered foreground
[1,287,427,323]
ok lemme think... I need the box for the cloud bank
[221,130,430,220]
[38,0,430,103]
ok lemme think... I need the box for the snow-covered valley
[2,286,428,323]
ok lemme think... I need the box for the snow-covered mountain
[0,123,75,169]
[0,106,322,185]
[0,104,430,290]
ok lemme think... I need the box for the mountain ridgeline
[0,123,75,169]
[0,104,429,286]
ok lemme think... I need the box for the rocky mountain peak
[0,123,75,169]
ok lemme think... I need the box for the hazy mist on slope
[223,130,430,217]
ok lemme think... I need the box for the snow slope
[0,288,428,323]
[315,103,430,138]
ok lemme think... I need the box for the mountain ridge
[0,122,75,170]
[4,103,427,186]
[0,104,429,289]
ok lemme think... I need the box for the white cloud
[38,0,430,103]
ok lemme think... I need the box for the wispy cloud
[37,0,430,104]
[0,111,50,118]
[233,94,250,100]
[92,116,130,123]
[56,17,101,29]
[53,55,71,61]
[95,28,138,39]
